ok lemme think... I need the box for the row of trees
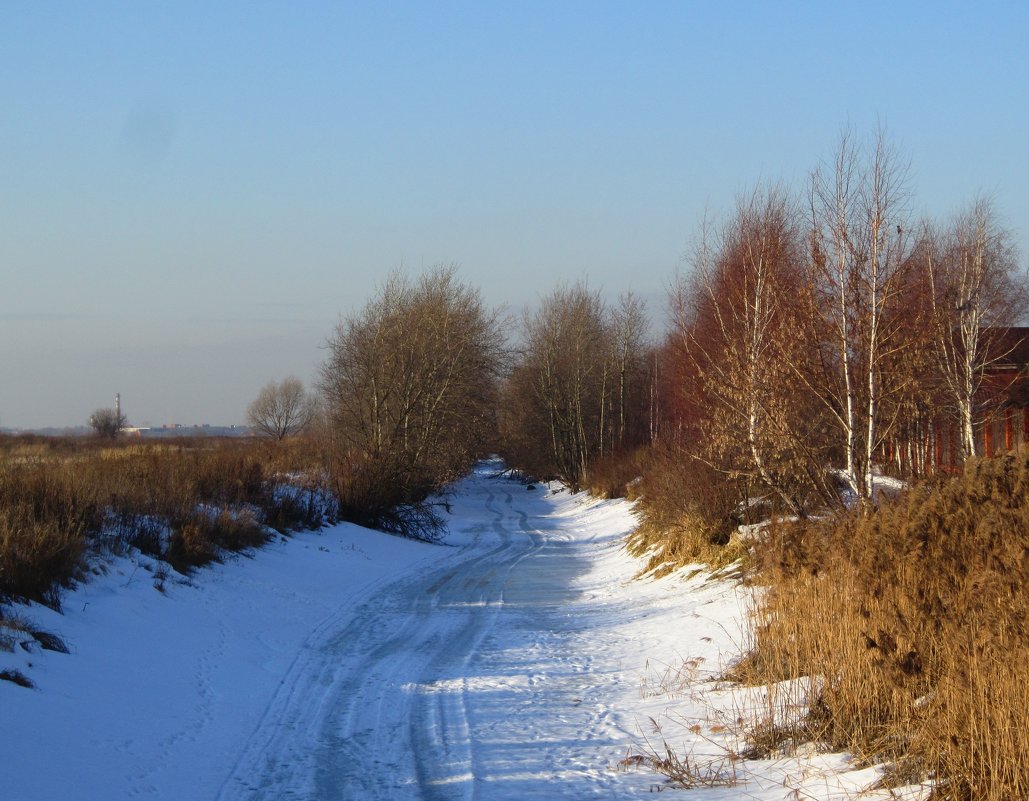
[498,286,652,489]
[238,128,1024,533]
[667,130,1025,512]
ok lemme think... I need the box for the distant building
[973,326,1029,458]
[134,424,247,439]
[899,327,1029,473]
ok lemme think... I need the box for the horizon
[4,2,1028,429]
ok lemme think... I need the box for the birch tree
[922,198,1025,459]
[804,129,913,503]
[522,283,611,489]
[610,292,650,452]
[500,282,651,489]
[677,186,825,514]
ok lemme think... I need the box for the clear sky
[2,1,1027,429]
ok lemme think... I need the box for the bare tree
[519,282,611,488]
[921,198,1026,459]
[610,292,650,452]
[499,282,653,488]
[675,185,827,515]
[803,128,914,502]
[320,265,505,535]
[89,408,127,439]
[246,376,314,440]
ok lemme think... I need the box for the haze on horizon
[3,1,1027,430]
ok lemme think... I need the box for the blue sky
[2,1,1027,428]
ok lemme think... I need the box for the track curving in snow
[217,463,650,800]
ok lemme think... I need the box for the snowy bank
[1,465,928,800]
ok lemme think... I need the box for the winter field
[1,461,927,800]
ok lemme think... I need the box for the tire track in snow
[217,468,637,800]
[409,489,544,801]
[216,479,542,800]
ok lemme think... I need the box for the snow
[0,460,928,800]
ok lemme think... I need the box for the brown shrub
[585,449,646,499]
[166,509,270,573]
[0,458,97,608]
[742,453,1029,798]
[0,513,87,610]
[626,443,742,574]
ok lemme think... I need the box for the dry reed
[0,434,332,607]
[739,453,1029,799]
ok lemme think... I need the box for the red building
[885,327,1028,476]
[975,326,1029,458]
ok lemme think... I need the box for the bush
[626,443,742,575]
[166,509,269,573]
[0,460,97,608]
[585,449,646,499]
[0,512,86,609]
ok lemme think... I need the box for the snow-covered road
[4,460,742,800]
[217,464,720,800]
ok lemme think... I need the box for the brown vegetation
[570,130,1028,797]
[0,434,332,608]
[737,453,1029,799]
[624,130,1026,581]
[625,443,744,576]
[319,265,505,539]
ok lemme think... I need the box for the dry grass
[736,453,1029,799]
[0,608,34,652]
[585,449,647,500]
[0,668,34,688]
[0,434,333,607]
[626,444,744,576]
[629,742,739,790]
